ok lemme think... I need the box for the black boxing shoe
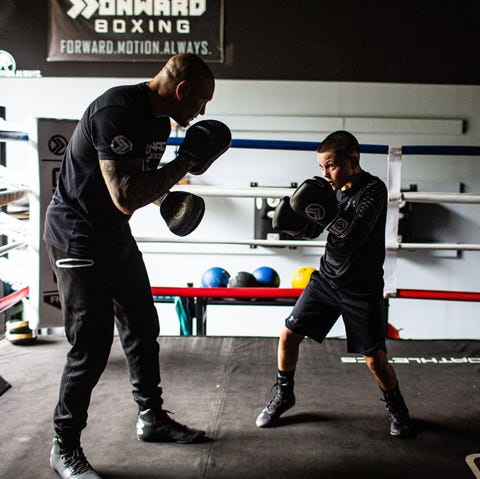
[256,380,296,428]
[136,408,206,443]
[50,437,101,479]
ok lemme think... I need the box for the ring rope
[400,192,480,204]
[0,165,30,186]
[170,184,296,198]
[402,145,480,156]
[0,257,28,290]
[398,243,480,251]
[2,125,480,156]
[137,236,326,248]
[0,188,30,206]
[0,130,29,142]
[151,286,479,302]
[169,185,480,203]
[0,241,28,257]
[136,236,480,251]
[0,286,29,315]
[151,286,302,299]
[395,289,480,301]
[0,212,29,241]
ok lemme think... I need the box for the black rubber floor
[1,335,479,479]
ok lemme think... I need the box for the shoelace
[383,399,409,422]
[267,382,290,409]
[61,447,92,474]
[150,409,191,432]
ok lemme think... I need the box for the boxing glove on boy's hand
[178,120,232,175]
[273,196,323,239]
[290,176,338,227]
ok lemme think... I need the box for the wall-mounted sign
[48,0,224,63]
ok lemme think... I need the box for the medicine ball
[228,271,258,288]
[201,267,230,287]
[291,266,316,288]
[252,266,280,287]
[5,319,36,345]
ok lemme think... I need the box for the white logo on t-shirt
[111,135,133,154]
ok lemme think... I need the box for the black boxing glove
[290,177,353,237]
[272,196,323,240]
[160,191,205,236]
[178,120,232,175]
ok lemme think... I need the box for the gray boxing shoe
[382,385,412,437]
[50,437,101,479]
[385,397,412,437]
[256,381,296,428]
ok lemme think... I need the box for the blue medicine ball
[201,267,230,287]
[252,266,280,287]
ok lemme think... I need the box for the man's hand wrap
[160,191,205,236]
[178,120,232,175]
[290,177,353,237]
[272,196,323,239]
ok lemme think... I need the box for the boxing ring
[0,116,480,336]
[1,117,480,479]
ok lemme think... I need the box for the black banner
[47,0,224,62]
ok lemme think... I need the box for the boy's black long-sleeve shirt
[320,171,387,292]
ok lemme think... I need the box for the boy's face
[316,151,357,191]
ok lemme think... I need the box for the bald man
[45,54,218,479]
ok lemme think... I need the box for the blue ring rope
[1,130,479,156]
[167,136,389,154]
[167,137,480,156]
[401,145,480,156]
[0,131,29,142]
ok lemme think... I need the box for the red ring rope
[0,286,29,314]
[151,286,302,298]
[152,287,480,301]
[396,289,480,301]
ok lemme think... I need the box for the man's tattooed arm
[99,155,196,215]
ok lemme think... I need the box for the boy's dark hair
[317,130,360,162]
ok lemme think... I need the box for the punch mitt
[160,191,205,236]
[272,196,323,239]
[290,177,338,227]
[178,119,232,175]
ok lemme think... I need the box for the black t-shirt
[319,171,387,292]
[44,83,171,255]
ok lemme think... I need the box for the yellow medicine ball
[291,266,316,288]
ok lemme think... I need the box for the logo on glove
[305,203,327,222]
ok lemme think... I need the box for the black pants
[46,240,162,442]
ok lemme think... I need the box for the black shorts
[285,271,386,355]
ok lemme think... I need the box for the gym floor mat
[0,335,479,478]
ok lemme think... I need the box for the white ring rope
[0,212,29,241]
[0,257,27,290]
[398,242,480,251]
[0,165,31,189]
[0,165,32,206]
[135,236,480,251]
[136,236,326,248]
[401,191,480,204]
[171,184,480,203]
[171,184,295,198]
[0,241,28,256]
